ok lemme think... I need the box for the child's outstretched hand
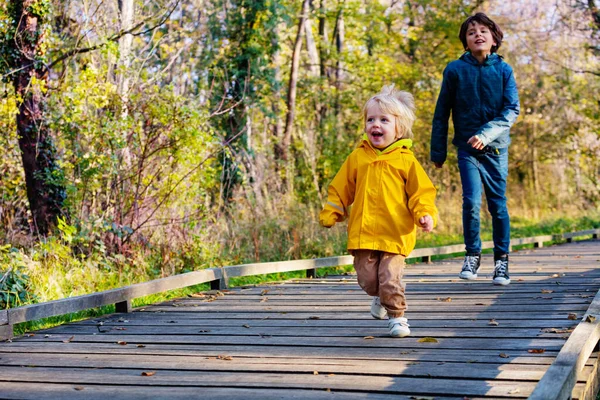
[467,135,484,150]
[418,215,434,233]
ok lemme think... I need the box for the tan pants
[352,249,407,318]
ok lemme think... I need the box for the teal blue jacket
[430,52,520,164]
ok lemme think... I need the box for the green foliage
[0,246,38,309]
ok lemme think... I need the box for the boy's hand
[467,135,484,150]
[418,215,434,233]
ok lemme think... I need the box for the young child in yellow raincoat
[320,85,438,337]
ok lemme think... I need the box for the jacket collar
[460,51,502,66]
[362,135,413,155]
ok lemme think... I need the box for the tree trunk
[333,6,344,137]
[281,0,309,193]
[11,0,66,235]
[283,0,310,162]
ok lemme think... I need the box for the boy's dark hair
[459,13,503,53]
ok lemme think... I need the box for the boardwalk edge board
[529,281,600,400]
[1,228,599,341]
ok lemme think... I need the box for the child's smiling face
[466,21,496,57]
[365,103,398,149]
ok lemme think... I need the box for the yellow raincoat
[320,138,438,256]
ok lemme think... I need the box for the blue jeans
[458,148,510,255]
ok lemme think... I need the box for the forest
[1,0,599,309]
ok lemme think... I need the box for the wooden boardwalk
[1,239,600,399]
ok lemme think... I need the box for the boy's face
[465,21,496,56]
[365,103,397,149]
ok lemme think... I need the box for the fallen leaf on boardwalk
[585,315,596,323]
[136,344,146,348]
[528,349,545,353]
[217,355,233,360]
[508,388,520,394]
[551,274,560,278]
[44,334,51,338]
[25,333,35,337]
[417,337,438,343]
[198,329,211,333]
[437,297,452,302]
[260,297,268,303]
[327,374,335,377]
[141,371,156,376]
[74,387,84,391]
[313,371,319,375]
[62,336,74,343]
[488,319,499,326]
[542,328,572,334]
[117,341,127,346]
[242,324,251,329]
[499,353,510,358]
[517,278,524,282]
[189,293,206,298]
[541,289,553,294]
[261,289,269,296]
[363,336,375,340]
[114,327,127,331]
[568,313,578,320]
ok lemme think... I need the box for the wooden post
[0,324,13,341]
[593,233,598,239]
[211,269,229,290]
[306,269,316,279]
[115,300,132,313]
[534,241,543,248]
[567,237,573,243]
[421,256,431,264]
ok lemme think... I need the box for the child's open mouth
[371,132,383,138]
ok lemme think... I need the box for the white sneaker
[370,297,387,319]
[388,317,410,338]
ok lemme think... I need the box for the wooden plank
[0,352,556,380]
[140,303,590,312]
[18,332,568,350]
[0,310,7,325]
[0,382,434,400]
[530,286,600,400]
[0,341,562,364]
[7,269,222,324]
[37,324,571,339]
[573,352,600,400]
[126,310,586,320]
[563,229,600,239]
[72,317,578,329]
[0,366,541,397]
[0,324,12,341]
[223,255,354,278]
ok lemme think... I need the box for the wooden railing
[1,228,598,347]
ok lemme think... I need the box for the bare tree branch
[46,0,181,70]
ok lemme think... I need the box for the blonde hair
[363,84,416,139]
